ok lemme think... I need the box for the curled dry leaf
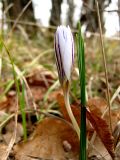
[57,93,81,125]
[86,109,115,159]
[87,97,107,117]
[14,118,79,160]
[88,97,120,130]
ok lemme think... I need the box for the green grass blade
[0,70,25,100]
[0,38,20,97]
[76,23,86,160]
[20,81,27,140]
[0,37,27,140]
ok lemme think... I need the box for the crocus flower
[54,26,80,139]
[54,25,74,86]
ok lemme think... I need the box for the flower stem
[64,89,80,140]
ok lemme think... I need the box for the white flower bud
[54,25,74,86]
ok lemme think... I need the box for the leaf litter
[0,38,120,160]
[14,117,79,160]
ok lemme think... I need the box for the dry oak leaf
[86,109,115,159]
[87,97,120,130]
[14,117,79,160]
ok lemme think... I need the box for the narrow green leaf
[20,81,27,140]
[0,37,27,141]
[76,23,86,160]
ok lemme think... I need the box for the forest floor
[0,31,120,160]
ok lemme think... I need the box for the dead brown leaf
[0,94,9,110]
[14,117,79,160]
[26,69,55,88]
[3,121,24,144]
[0,144,8,157]
[87,97,107,117]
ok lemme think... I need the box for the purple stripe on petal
[54,32,65,84]
[55,40,61,78]
[63,30,66,40]
[57,34,65,83]
[63,30,67,41]
[58,44,65,83]
[55,41,60,75]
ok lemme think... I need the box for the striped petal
[54,25,74,85]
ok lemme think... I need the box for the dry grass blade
[113,121,120,147]
[0,57,2,76]
[8,0,32,36]
[13,65,39,119]
[1,110,18,160]
[102,86,120,119]
[0,113,15,128]
[95,0,112,133]
[110,86,120,105]
[115,142,120,159]
[27,49,54,68]
[86,109,115,159]
[3,3,13,15]
[27,155,53,160]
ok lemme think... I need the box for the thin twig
[3,3,13,15]
[95,0,112,133]
[3,18,120,41]
[83,1,120,13]
[0,108,75,132]
[8,0,32,36]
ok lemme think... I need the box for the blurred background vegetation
[0,0,120,105]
